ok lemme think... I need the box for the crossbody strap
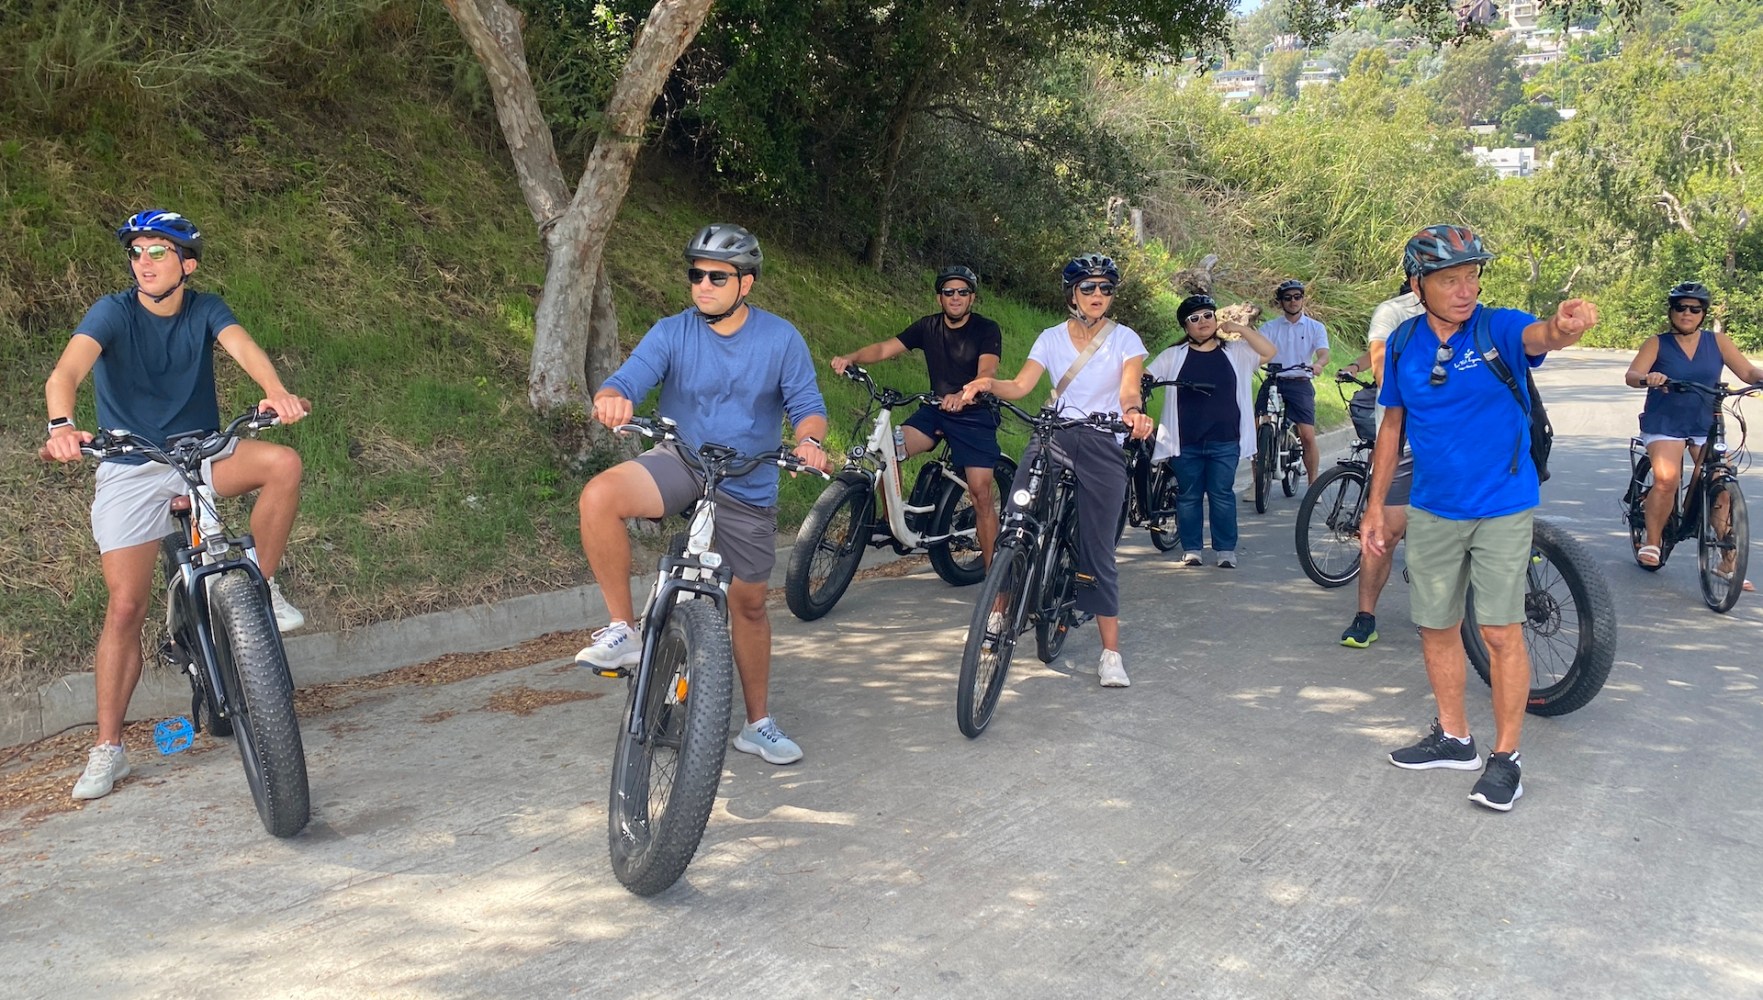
[1053,319,1117,402]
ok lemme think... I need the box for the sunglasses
[1183,311,1216,324]
[1076,281,1116,296]
[1277,293,1304,302]
[1670,302,1705,314]
[127,244,178,262]
[686,268,738,287]
[938,287,974,298]
[1430,342,1455,387]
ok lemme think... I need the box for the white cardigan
[1147,339,1263,461]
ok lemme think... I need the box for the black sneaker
[1388,720,1480,770]
[1340,612,1378,648]
[1469,751,1524,811]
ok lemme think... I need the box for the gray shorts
[1385,451,1414,507]
[91,441,240,554]
[634,442,779,584]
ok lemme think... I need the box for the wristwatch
[799,436,823,450]
[47,417,74,434]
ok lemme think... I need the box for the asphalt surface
[4,352,1761,999]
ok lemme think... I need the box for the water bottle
[893,426,907,461]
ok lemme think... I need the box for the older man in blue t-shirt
[1362,225,1598,813]
[575,224,830,766]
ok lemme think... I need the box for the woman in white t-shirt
[959,254,1154,688]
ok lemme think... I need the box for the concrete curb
[3,425,1357,748]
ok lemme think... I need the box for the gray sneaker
[1215,551,1238,568]
[734,717,803,764]
[72,743,131,801]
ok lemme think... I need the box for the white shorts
[1638,432,1707,448]
[91,441,240,553]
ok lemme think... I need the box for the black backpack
[1388,309,1553,483]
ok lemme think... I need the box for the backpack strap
[1470,306,1529,415]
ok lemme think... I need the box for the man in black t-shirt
[830,266,1004,565]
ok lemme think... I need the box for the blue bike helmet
[1062,253,1120,292]
[117,209,202,260]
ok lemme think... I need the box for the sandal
[1636,544,1662,567]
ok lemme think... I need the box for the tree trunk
[864,71,930,272]
[445,0,714,413]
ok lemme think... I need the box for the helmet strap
[698,296,747,325]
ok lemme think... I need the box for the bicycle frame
[836,365,983,552]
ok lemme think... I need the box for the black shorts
[903,405,1003,471]
[1257,378,1317,426]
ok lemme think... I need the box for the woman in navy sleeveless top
[1624,281,1763,574]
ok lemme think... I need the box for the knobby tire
[957,541,1033,738]
[210,572,309,837]
[1698,479,1749,613]
[928,457,1015,586]
[1295,464,1367,588]
[784,479,872,621]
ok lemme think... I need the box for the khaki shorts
[1405,507,1534,630]
[91,441,240,553]
[634,442,779,584]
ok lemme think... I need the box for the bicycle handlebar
[51,408,285,465]
[615,417,832,481]
[993,397,1133,436]
[1141,376,1215,394]
[1262,363,1316,377]
[1336,370,1375,390]
[839,363,943,409]
[1637,379,1763,399]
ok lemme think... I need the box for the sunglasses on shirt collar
[1429,341,1455,386]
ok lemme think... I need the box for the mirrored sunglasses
[938,287,974,297]
[1076,281,1116,296]
[686,268,737,287]
[127,244,178,262]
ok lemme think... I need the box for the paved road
[4,352,1761,999]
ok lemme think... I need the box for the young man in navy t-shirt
[42,209,311,802]
[830,265,1005,566]
[1361,225,1598,812]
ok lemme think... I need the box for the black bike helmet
[1403,224,1493,278]
[116,208,202,260]
[1062,253,1120,291]
[1275,279,1306,298]
[935,265,979,293]
[1176,294,1217,326]
[1666,281,1712,308]
[684,223,763,276]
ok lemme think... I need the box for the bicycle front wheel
[957,540,1033,738]
[210,572,309,838]
[1150,472,1181,552]
[1463,518,1617,717]
[784,478,872,621]
[608,599,734,895]
[1625,457,1664,570]
[1295,464,1367,588]
[1698,479,1749,614]
[1253,424,1274,514]
[1281,430,1300,497]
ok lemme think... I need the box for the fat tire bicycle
[785,364,1015,621]
[1621,379,1762,613]
[68,409,310,838]
[1119,374,1212,552]
[1251,363,1312,514]
[595,417,827,896]
[956,401,1129,738]
[1295,370,1377,588]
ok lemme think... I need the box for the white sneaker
[1215,551,1238,569]
[72,743,131,801]
[734,717,804,764]
[266,577,306,632]
[1098,649,1130,688]
[1180,552,1203,567]
[576,621,641,670]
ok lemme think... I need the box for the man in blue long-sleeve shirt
[576,224,831,765]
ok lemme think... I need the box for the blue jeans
[1172,440,1241,553]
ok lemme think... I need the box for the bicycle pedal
[157,640,188,667]
[591,666,631,679]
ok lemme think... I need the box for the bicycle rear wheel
[608,598,733,895]
[1295,464,1367,588]
[1463,518,1616,717]
[928,457,1016,586]
[784,479,872,621]
[1253,424,1274,514]
[210,572,309,837]
[1698,479,1749,614]
[957,540,1033,738]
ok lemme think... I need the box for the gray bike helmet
[935,265,979,292]
[1275,279,1306,298]
[684,223,763,277]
